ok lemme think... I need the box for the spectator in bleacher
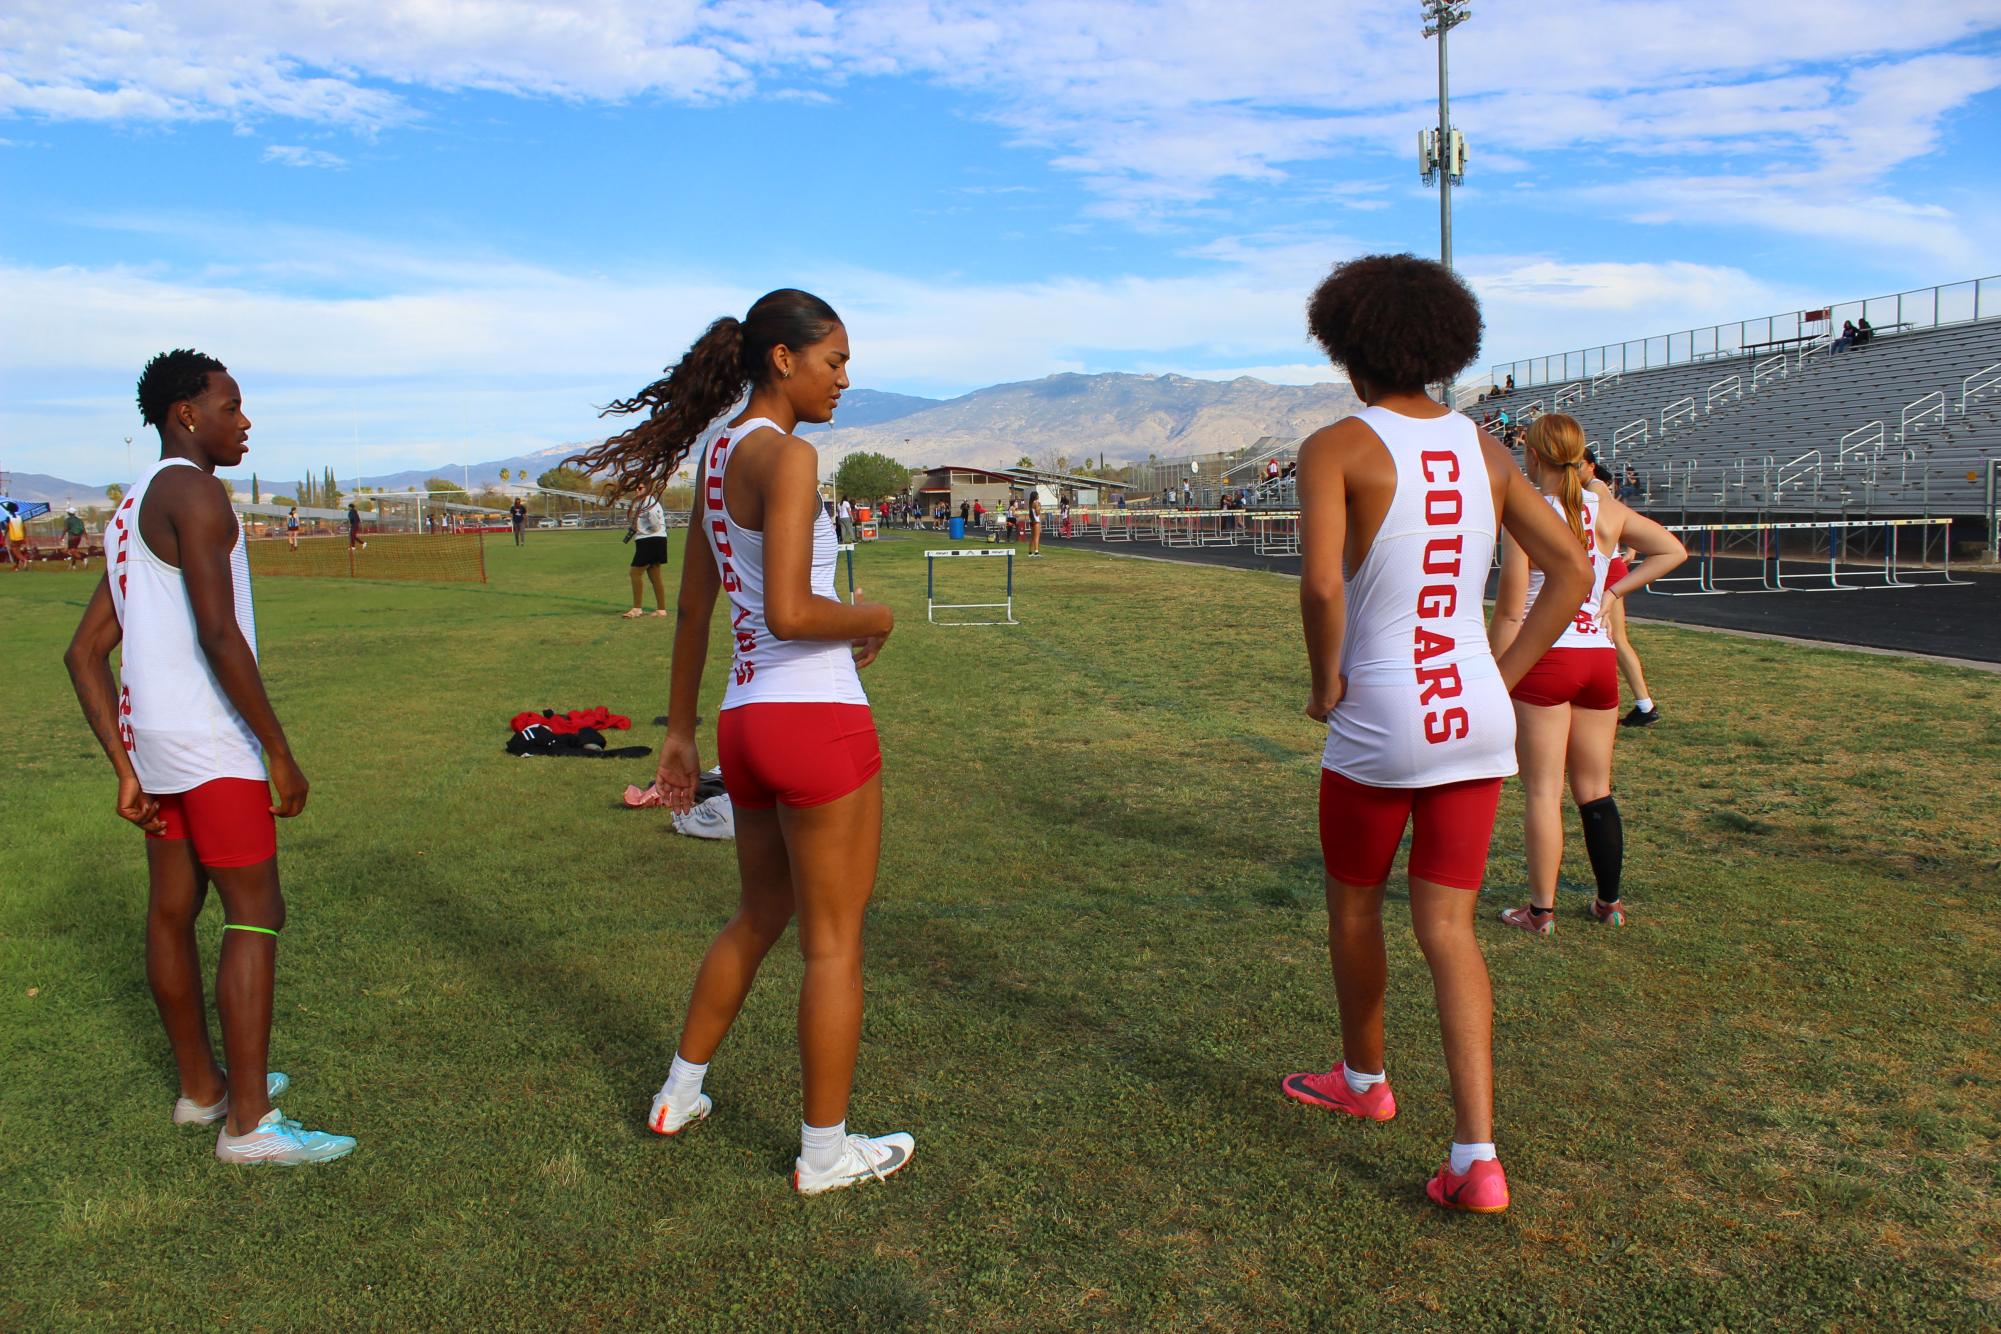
[1833,319,1858,354]
[1854,317,1874,347]
[1504,374,1515,395]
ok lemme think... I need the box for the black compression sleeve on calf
[1578,795,1623,903]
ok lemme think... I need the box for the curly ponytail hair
[1523,413,1591,548]
[571,288,842,497]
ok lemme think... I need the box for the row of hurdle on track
[1056,510,1964,595]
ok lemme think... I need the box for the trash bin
[949,517,966,539]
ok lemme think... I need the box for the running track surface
[1035,534,2001,665]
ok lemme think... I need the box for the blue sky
[3,0,1999,482]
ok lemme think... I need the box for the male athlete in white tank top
[64,350,353,1166]
[574,291,911,1197]
[1281,255,1594,1216]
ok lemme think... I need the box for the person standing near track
[1587,459,1660,727]
[576,289,909,1197]
[1283,254,1592,1215]
[63,349,353,1166]
[64,506,89,568]
[1026,488,1043,557]
[624,487,669,619]
[345,500,364,552]
[3,502,23,570]
[284,505,300,552]
[510,497,527,546]
[1493,414,1685,934]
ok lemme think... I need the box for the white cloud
[0,222,1830,478]
[262,144,346,169]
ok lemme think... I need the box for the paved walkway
[1038,534,2001,665]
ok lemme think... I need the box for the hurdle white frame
[1643,517,1962,596]
[1250,511,1301,556]
[925,548,1018,625]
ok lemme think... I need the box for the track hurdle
[1644,517,1963,596]
[925,548,1018,625]
[1250,511,1300,556]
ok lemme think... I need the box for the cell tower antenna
[1420,1,1471,401]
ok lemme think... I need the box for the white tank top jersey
[1525,490,1612,650]
[108,458,267,794]
[702,416,869,710]
[1322,407,1517,788]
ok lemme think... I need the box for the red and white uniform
[108,459,266,795]
[1524,490,1609,647]
[703,417,868,709]
[1510,491,1619,711]
[703,417,878,809]
[1322,407,1516,788]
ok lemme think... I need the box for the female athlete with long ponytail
[576,289,910,1195]
[1492,414,1685,933]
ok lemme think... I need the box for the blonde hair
[1523,412,1591,548]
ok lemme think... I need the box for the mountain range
[5,372,1356,503]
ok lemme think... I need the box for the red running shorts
[717,703,882,810]
[1319,768,1503,892]
[148,777,277,868]
[1510,647,1619,710]
[1606,555,1630,588]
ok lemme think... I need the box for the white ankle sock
[665,1054,707,1104]
[801,1120,847,1173]
[1342,1064,1386,1096]
[1450,1141,1497,1175]
[1635,697,1653,712]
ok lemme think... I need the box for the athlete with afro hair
[1281,254,1590,1213]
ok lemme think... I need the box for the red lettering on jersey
[1413,626,1455,663]
[1421,535,1463,576]
[1425,489,1462,525]
[1415,661,1463,705]
[1416,584,1457,618]
[1573,609,1600,635]
[1420,449,1460,484]
[1424,707,1470,743]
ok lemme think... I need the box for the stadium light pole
[1421,0,1470,403]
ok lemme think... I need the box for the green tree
[105,483,124,507]
[832,451,910,503]
[270,494,294,507]
[537,465,595,494]
[1016,455,1034,468]
[424,477,467,495]
[251,472,260,504]
[498,468,511,483]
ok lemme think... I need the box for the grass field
[3,530,1998,1331]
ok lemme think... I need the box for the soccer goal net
[248,532,488,584]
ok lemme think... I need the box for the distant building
[912,465,1016,514]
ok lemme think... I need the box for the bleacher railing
[1962,362,2000,413]
[1490,273,2001,389]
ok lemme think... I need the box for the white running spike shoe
[793,1132,915,1196]
[215,1108,356,1165]
[173,1071,292,1126]
[647,1087,713,1136]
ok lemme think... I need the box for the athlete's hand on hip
[1304,676,1348,723]
[850,588,891,670]
[269,753,310,817]
[116,772,166,835]
[657,733,701,814]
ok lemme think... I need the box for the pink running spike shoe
[1499,904,1556,935]
[1588,898,1626,926]
[1280,1063,1397,1121]
[1425,1157,1510,1213]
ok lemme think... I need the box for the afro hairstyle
[137,349,229,428]
[1306,254,1482,394]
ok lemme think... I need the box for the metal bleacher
[1475,299,2001,522]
